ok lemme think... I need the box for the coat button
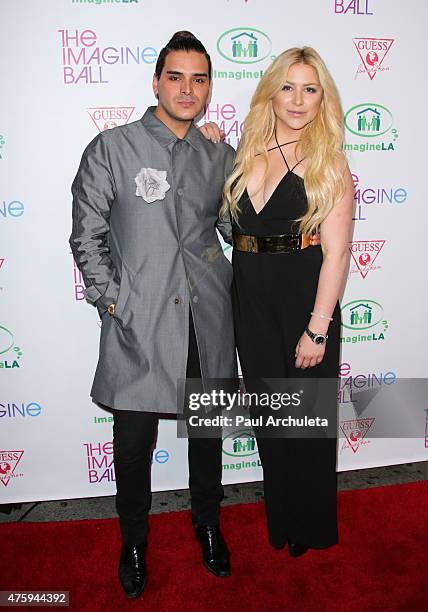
[177,188,184,196]
[174,296,182,304]
[193,296,199,303]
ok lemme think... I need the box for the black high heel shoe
[288,540,309,558]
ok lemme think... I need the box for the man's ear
[152,73,159,99]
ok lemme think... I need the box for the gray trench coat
[70,107,237,413]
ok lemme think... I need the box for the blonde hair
[221,47,346,234]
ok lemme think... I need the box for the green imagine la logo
[0,135,5,159]
[342,299,383,329]
[344,103,398,153]
[217,28,272,64]
[0,325,23,369]
[345,103,393,137]
[222,429,258,457]
[340,300,388,344]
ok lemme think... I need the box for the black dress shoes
[288,540,309,558]
[194,524,231,577]
[118,542,147,598]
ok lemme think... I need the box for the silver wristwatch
[305,327,328,345]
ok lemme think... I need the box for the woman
[221,47,354,554]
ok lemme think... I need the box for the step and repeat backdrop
[1,0,427,503]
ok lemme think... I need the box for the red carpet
[1,481,427,611]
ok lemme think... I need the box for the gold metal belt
[232,232,316,254]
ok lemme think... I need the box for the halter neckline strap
[274,129,305,172]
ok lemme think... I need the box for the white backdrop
[1,0,427,503]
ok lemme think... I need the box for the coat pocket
[113,262,135,328]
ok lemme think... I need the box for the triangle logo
[87,107,135,132]
[0,450,24,487]
[349,240,385,279]
[340,418,375,453]
[353,38,394,80]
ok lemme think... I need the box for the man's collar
[184,122,202,150]
[141,106,201,150]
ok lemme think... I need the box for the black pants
[112,312,223,545]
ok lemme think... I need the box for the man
[70,31,236,598]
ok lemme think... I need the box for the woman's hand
[295,331,326,369]
[196,121,225,143]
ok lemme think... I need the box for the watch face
[314,335,325,345]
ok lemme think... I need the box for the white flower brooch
[134,167,170,203]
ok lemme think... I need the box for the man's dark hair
[155,31,212,81]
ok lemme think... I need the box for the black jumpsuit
[232,155,341,549]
